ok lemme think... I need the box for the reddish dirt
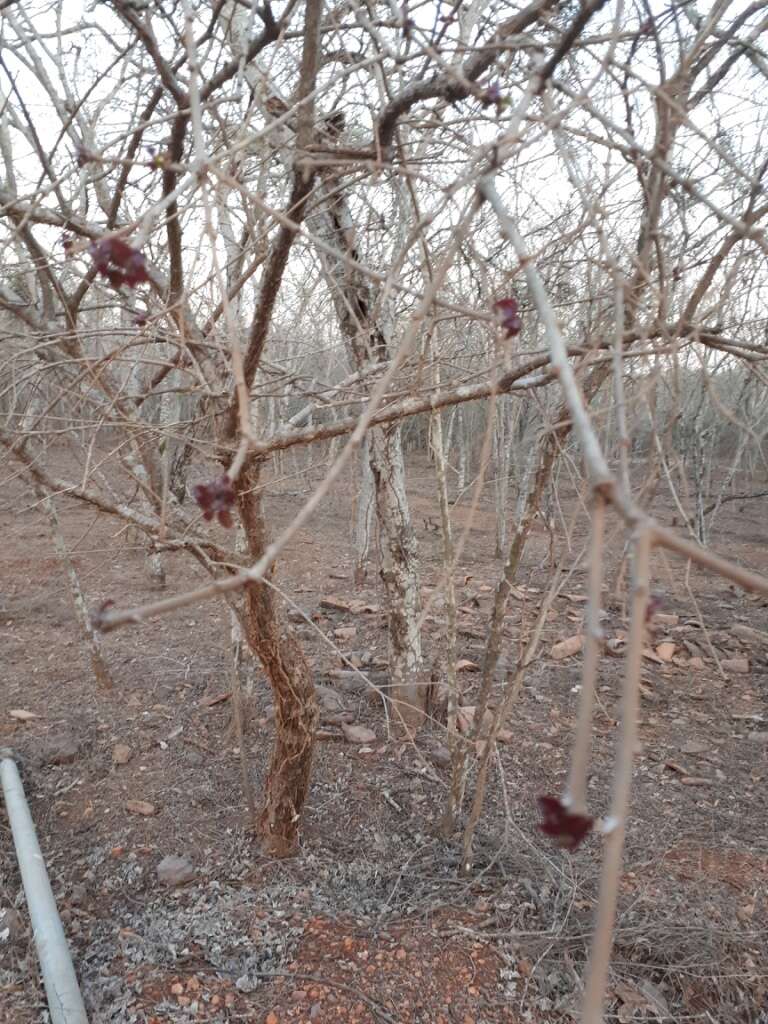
[130,915,521,1024]
[1,450,767,1022]
[264,915,516,1024]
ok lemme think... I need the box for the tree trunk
[219,10,422,717]
[493,400,511,558]
[43,493,114,690]
[428,389,461,835]
[309,180,425,722]
[354,435,376,585]
[456,407,468,493]
[368,423,424,724]
[234,460,317,856]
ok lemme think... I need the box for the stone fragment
[157,855,196,886]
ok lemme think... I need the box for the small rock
[732,624,768,646]
[0,907,25,944]
[680,739,709,755]
[427,745,451,769]
[721,658,749,674]
[69,884,87,906]
[334,626,357,641]
[112,743,132,765]
[551,634,584,661]
[157,855,196,886]
[9,708,39,721]
[737,902,755,923]
[656,641,676,662]
[200,691,231,708]
[341,723,376,745]
[32,731,81,766]
[319,597,352,613]
[315,685,345,713]
[331,669,387,693]
[456,658,480,672]
[126,799,156,816]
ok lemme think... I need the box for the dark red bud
[538,795,593,852]
[89,237,149,290]
[193,475,236,528]
[493,298,522,338]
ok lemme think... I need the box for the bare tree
[3,2,768,1018]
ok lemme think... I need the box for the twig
[41,492,114,690]
[581,526,651,1024]
[566,491,606,813]
[207,966,397,1024]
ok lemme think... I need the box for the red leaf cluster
[89,237,149,290]
[75,145,95,168]
[192,474,236,528]
[538,795,594,852]
[481,82,506,110]
[493,297,522,337]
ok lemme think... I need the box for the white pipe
[0,753,89,1024]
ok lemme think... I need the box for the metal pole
[0,752,89,1024]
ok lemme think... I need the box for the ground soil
[1,450,767,1023]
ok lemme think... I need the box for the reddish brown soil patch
[2,452,768,1023]
[262,915,519,1024]
[662,843,768,892]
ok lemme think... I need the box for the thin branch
[581,526,651,1024]
[375,0,554,153]
[566,491,606,814]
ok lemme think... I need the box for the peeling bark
[367,423,424,723]
[354,435,376,585]
[310,181,425,722]
[235,461,317,856]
